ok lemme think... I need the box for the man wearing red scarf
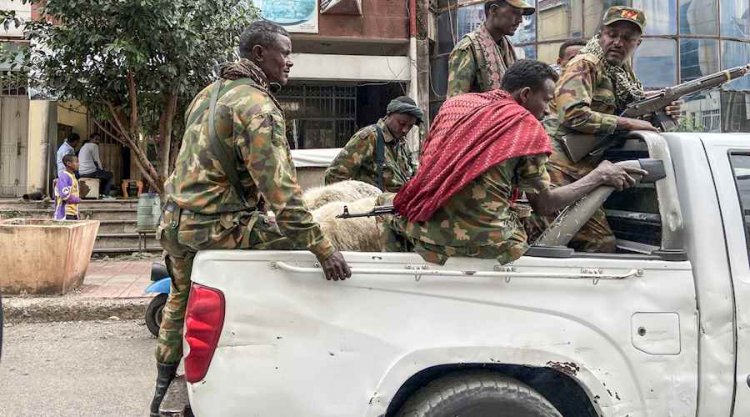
[385,60,645,265]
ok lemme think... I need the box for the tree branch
[92,119,127,146]
[127,70,139,139]
[104,101,131,142]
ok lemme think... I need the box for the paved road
[0,320,157,417]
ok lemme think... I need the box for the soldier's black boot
[150,362,178,417]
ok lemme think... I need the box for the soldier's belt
[165,201,258,219]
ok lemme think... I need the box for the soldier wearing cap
[542,6,680,252]
[446,0,535,97]
[325,96,423,192]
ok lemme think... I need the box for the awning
[291,148,341,168]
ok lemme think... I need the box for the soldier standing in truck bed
[446,0,535,97]
[148,21,351,416]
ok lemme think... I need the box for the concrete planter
[0,219,100,295]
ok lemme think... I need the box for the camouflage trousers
[156,207,300,364]
[382,215,529,266]
[544,163,616,253]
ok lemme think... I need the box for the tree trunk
[104,98,164,195]
[158,91,178,181]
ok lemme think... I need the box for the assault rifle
[561,64,750,163]
[336,205,396,219]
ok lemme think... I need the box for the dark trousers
[65,215,79,220]
[81,169,113,196]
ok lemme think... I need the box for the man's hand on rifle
[644,90,683,124]
[664,100,682,123]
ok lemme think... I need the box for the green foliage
[675,114,708,133]
[14,0,255,127]
[0,0,259,191]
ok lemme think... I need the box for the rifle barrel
[623,64,750,117]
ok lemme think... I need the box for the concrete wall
[57,100,89,142]
[26,100,54,193]
[289,54,411,82]
[318,0,408,39]
[0,0,31,38]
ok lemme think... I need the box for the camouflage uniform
[324,119,416,192]
[543,52,635,252]
[156,61,334,365]
[384,155,550,265]
[446,30,517,97]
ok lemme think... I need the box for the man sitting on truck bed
[384,59,646,265]
[148,21,352,416]
[543,6,680,252]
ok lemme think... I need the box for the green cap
[602,6,646,32]
[505,0,536,16]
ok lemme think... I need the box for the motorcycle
[145,262,170,337]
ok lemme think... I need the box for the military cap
[602,6,646,32]
[490,0,536,16]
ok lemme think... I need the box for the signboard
[254,0,319,34]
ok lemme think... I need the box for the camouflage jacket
[395,155,550,263]
[544,53,635,179]
[447,28,516,98]
[324,119,416,192]
[164,67,334,259]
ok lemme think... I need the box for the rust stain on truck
[545,361,581,376]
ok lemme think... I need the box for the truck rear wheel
[396,371,562,417]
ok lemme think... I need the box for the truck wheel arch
[384,364,599,417]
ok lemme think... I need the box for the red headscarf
[394,90,551,222]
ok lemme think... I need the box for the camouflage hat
[502,0,536,16]
[602,6,646,32]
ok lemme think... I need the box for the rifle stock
[560,132,628,163]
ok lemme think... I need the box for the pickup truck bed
[169,132,750,417]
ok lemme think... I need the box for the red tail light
[184,283,225,383]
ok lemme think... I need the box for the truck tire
[396,371,562,417]
[146,293,168,337]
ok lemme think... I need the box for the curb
[3,297,152,324]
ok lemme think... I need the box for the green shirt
[397,154,550,250]
[324,119,416,192]
[165,78,333,259]
[544,53,635,179]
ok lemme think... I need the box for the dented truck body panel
[180,133,750,416]
[187,251,697,417]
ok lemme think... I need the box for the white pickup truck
[161,131,750,417]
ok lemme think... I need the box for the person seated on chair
[78,133,114,199]
[384,59,646,265]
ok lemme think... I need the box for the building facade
[258,0,428,150]
[430,0,750,132]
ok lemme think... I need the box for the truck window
[729,153,750,260]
